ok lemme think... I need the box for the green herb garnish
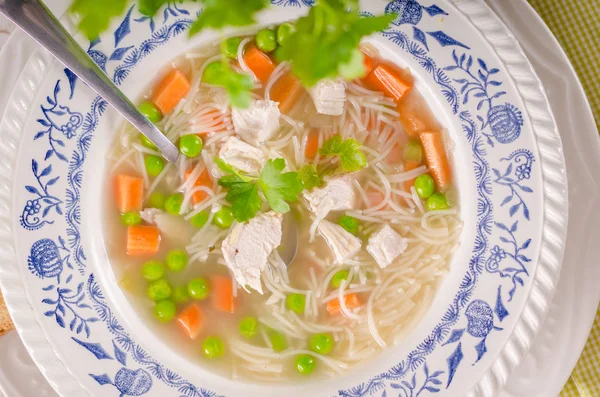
[319,135,367,172]
[298,164,324,190]
[138,0,169,16]
[259,159,304,213]
[203,61,254,108]
[217,158,304,222]
[69,0,127,40]
[189,0,268,36]
[276,0,395,86]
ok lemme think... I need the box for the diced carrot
[305,131,320,159]
[211,275,236,313]
[403,160,421,191]
[386,143,403,164]
[185,169,213,205]
[243,46,276,83]
[177,303,204,340]
[363,54,377,77]
[364,64,412,102]
[396,91,441,137]
[271,72,303,114]
[152,69,190,115]
[365,189,385,209]
[399,111,428,138]
[126,225,161,256]
[420,131,452,192]
[327,293,361,315]
[115,174,144,213]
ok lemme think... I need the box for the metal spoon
[279,212,299,267]
[0,0,179,162]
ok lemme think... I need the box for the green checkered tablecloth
[527,0,599,126]
[526,1,600,396]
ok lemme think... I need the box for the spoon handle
[0,0,180,162]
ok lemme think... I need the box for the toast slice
[0,291,14,336]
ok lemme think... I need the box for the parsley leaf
[217,158,304,221]
[259,159,304,213]
[319,135,367,172]
[206,62,254,108]
[138,0,170,16]
[221,178,262,222]
[189,0,268,36]
[69,0,127,40]
[276,0,395,86]
[298,164,324,190]
[216,158,261,221]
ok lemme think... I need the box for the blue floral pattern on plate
[12,1,546,396]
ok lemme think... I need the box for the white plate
[490,2,600,396]
[0,1,570,396]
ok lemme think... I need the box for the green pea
[142,260,166,281]
[172,285,190,305]
[153,299,176,323]
[239,316,259,338]
[120,211,142,226]
[148,191,166,209]
[147,279,172,302]
[202,336,225,359]
[309,333,334,355]
[414,173,435,199]
[277,22,295,46]
[179,135,203,158]
[165,193,184,215]
[166,249,188,272]
[338,215,360,235]
[212,207,234,229]
[285,294,306,314]
[294,354,316,375]
[222,36,242,59]
[140,134,158,150]
[190,210,210,228]
[267,329,287,352]
[426,192,449,211]
[203,61,226,85]
[187,278,210,300]
[139,102,162,123]
[403,140,423,163]
[330,270,350,289]
[256,28,277,53]
[145,155,165,177]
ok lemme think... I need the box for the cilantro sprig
[319,135,367,172]
[276,0,395,86]
[217,158,304,222]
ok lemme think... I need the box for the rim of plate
[0,1,567,396]
[452,1,568,395]
[0,48,87,396]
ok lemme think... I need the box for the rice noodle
[237,38,254,80]
[265,62,289,101]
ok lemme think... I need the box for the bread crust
[0,291,14,336]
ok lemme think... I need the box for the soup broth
[106,34,461,382]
